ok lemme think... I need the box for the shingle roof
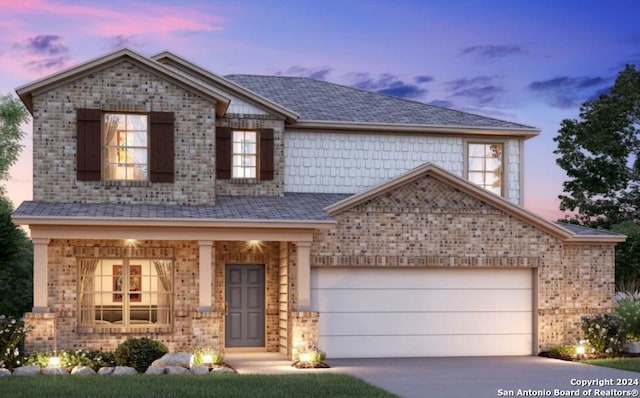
[554,222,624,237]
[225,74,534,129]
[13,193,351,221]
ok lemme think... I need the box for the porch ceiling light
[124,239,137,247]
[246,240,264,253]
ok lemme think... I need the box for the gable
[16,48,229,117]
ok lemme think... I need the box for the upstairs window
[104,113,148,181]
[467,143,503,196]
[216,127,274,180]
[76,109,174,183]
[232,130,257,178]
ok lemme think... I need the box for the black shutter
[149,111,175,183]
[76,108,102,181]
[259,129,274,180]
[216,127,232,179]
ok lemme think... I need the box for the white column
[296,241,312,311]
[198,240,213,312]
[32,238,50,313]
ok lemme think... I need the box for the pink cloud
[0,0,224,37]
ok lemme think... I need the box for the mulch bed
[539,351,640,362]
[291,361,330,369]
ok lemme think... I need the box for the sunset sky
[1,0,639,220]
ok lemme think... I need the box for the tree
[0,94,29,188]
[0,94,32,316]
[553,65,640,228]
[0,197,32,316]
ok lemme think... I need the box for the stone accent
[290,311,319,361]
[311,174,616,351]
[0,368,11,377]
[214,115,285,196]
[13,366,41,376]
[31,60,217,205]
[113,366,138,375]
[71,366,96,375]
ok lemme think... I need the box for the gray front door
[225,264,265,347]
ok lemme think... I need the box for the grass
[0,373,398,398]
[582,358,640,372]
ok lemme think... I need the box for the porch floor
[225,352,329,374]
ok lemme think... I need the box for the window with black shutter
[216,127,274,181]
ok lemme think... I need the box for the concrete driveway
[327,356,640,398]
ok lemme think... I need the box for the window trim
[215,126,274,181]
[231,130,258,179]
[464,139,507,197]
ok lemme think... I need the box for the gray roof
[554,222,623,236]
[225,74,534,129]
[13,193,351,221]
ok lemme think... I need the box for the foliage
[611,221,640,286]
[548,344,577,358]
[616,298,640,339]
[0,374,397,398]
[581,313,627,355]
[191,346,224,366]
[301,349,326,363]
[25,350,50,367]
[0,196,33,317]
[583,357,640,373]
[114,337,168,372]
[60,349,116,369]
[0,94,29,185]
[0,315,30,369]
[553,65,640,228]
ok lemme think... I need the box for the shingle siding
[284,131,464,194]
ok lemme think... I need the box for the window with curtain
[78,258,173,327]
[232,130,257,178]
[104,113,148,181]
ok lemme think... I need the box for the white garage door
[311,267,533,358]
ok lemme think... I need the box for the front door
[225,264,265,347]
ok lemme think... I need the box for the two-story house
[13,48,623,359]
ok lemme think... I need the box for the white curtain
[78,259,99,325]
[153,260,172,324]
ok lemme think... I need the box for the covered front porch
[20,216,329,360]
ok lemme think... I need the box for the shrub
[581,313,627,355]
[616,298,640,339]
[114,338,168,372]
[25,351,50,367]
[192,346,224,366]
[300,349,326,363]
[0,315,30,369]
[549,345,577,358]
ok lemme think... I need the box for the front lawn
[582,358,640,372]
[0,373,398,398]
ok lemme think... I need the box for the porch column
[198,240,213,312]
[32,238,50,313]
[296,241,312,311]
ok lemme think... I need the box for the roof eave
[151,51,300,122]
[15,48,231,116]
[11,214,335,230]
[291,120,541,138]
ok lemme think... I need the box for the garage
[311,267,533,358]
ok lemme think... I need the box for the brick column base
[24,312,56,352]
[289,311,319,360]
[191,311,224,350]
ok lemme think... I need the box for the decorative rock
[190,365,210,375]
[145,366,166,375]
[166,366,190,375]
[624,341,640,354]
[113,366,137,375]
[151,352,192,368]
[0,368,11,377]
[71,366,96,375]
[13,366,41,376]
[42,367,69,376]
[97,367,115,375]
[210,367,234,374]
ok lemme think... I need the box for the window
[76,109,174,183]
[232,130,257,178]
[215,127,274,180]
[104,114,148,181]
[78,258,173,327]
[467,143,503,195]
